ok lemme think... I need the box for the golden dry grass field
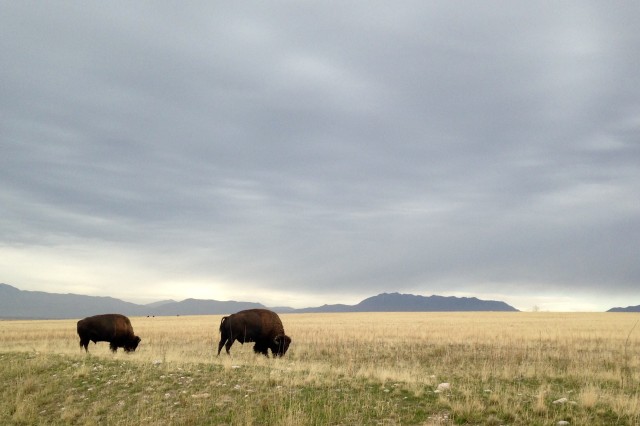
[1,312,639,425]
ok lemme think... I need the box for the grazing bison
[77,314,141,353]
[217,309,291,357]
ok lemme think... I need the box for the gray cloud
[1,2,639,310]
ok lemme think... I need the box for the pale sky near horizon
[2,2,639,312]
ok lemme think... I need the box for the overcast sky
[2,2,639,311]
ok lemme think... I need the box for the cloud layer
[2,2,639,310]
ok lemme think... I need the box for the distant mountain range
[0,283,522,319]
[295,292,518,313]
[607,305,640,312]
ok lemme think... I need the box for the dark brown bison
[77,314,141,353]
[217,309,291,357]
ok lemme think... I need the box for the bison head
[273,335,291,357]
[124,336,141,352]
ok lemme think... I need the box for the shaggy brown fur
[217,309,291,357]
[77,313,141,353]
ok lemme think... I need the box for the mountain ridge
[607,305,640,312]
[0,283,524,319]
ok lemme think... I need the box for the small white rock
[553,397,568,404]
[436,383,451,392]
[557,421,570,425]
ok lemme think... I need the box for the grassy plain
[1,312,639,425]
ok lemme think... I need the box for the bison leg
[217,335,235,355]
[253,343,269,357]
[224,338,235,355]
[79,338,90,352]
[109,342,118,353]
[217,337,227,356]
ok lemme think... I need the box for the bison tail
[219,316,228,332]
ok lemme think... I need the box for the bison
[217,309,291,357]
[77,313,141,353]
